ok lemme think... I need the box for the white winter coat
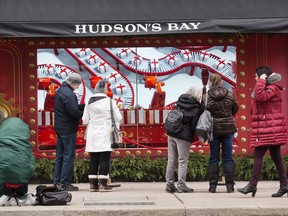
[82,93,122,152]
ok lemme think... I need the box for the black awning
[0,0,288,37]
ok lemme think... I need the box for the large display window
[36,45,237,154]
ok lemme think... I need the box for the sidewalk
[1,181,288,216]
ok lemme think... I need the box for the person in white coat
[82,80,122,192]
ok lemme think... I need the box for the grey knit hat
[94,80,107,93]
[67,73,82,85]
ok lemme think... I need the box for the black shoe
[177,185,194,193]
[226,184,235,193]
[272,185,288,197]
[237,184,257,197]
[209,184,217,193]
[64,184,79,191]
[166,184,177,193]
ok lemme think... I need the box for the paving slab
[1,181,288,216]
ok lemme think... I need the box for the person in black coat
[165,86,203,193]
[53,73,85,191]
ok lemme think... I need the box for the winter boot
[99,179,112,192]
[223,164,235,193]
[89,178,99,192]
[207,164,219,193]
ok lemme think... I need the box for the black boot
[89,178,99,192]
[99,179,112,192]
[237,184,257,197]
[207,165,219,193]
[223,164,235,193]
[271,185,288,197]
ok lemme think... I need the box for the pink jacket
[250,74,287,148]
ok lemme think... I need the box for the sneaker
[166,184,177,193]
[0,195,9,206]
[54,183,65,191]
[64,184,79,191]
[177,185,194,193]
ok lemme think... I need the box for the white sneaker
[0,195,9,206]
[22,193,37,206]
[5,193,37,206]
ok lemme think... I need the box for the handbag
[110,99,123,149]
[196,93,213,142]
[35,185,72,205]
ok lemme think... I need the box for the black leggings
[89,151,111,176]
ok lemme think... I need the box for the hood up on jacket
[176,94,201,110]
[0,117,35,184]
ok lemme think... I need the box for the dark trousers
[250,145,288,186]
[54,133,76,185]
[89,152,111,178]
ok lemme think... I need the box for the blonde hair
[186,86,203,102]
[209,73,222,87]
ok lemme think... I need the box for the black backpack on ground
[35,185,72,205]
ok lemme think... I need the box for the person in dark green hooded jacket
[0,117,35,197]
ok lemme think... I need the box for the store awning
[0,0,288,37]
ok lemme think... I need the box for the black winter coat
[203,86,238,136]
[167,94,203,142]
[54,82,84,135]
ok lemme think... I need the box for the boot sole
[89,189,99,192]
[99,189,112,192]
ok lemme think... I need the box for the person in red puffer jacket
[237,66,288,197]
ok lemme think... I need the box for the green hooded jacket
[0,118,35,195]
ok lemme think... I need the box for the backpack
[164,107,185,134]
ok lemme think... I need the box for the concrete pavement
[1,181,288,216]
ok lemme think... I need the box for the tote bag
[196,94,213,142]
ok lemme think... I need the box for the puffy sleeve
[254,78,277,102]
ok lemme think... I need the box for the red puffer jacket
[250,74,287,148]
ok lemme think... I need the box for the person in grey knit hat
[53,72,84,191]
[82,79,122,192]
[94,80,107,93]
[66,73,82,85]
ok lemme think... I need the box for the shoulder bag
[110,99,123,149]
[196,93,213,142]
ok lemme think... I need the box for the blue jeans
[54,133,76,186]
[209,134,234,165]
